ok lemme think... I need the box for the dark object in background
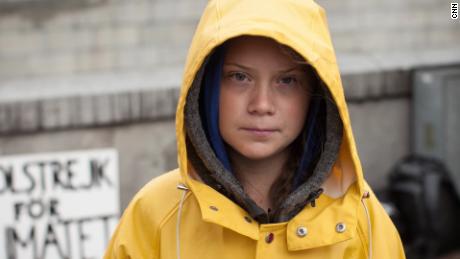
[388,156,460,259]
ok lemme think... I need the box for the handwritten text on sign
[0,149,119,259]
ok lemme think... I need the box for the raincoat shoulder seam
[135,169,185,224]
[158,191,192,230]
[129,169,187,257]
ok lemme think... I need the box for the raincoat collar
[185,162,361,250]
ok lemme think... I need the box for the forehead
[223,36,299,68]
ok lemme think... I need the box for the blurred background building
[0,0,459,257]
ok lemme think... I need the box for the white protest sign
[0,149,120,259]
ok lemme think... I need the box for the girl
[105,0,405,258]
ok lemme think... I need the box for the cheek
[219,87,240,136]
[284,95,310,132]
[219,89,231,123]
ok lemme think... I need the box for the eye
[278,76,298,86]
[229,72,250,82]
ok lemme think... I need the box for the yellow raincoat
[105,0,405,258]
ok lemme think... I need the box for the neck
[229,148,290,212]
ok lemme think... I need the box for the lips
[240,127,279,138]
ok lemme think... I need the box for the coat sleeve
[104,194,160,259]
[359,182,406,259]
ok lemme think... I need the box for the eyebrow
[223,63,254,72]
[223,63,301,73]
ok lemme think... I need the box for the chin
[237,146,279,161]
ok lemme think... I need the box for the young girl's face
[219,36,312,162]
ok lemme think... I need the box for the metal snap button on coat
[265,233,274,243]
[296,226,308,237]
[362,191,370,199]
[336,222,346,233]
[209,205,219,211]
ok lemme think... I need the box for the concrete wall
[349,98,410,188]
[1,0,458,80]
[0,0,207,80]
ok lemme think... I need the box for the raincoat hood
[176,0,364,222]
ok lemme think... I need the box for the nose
[247,84,275,115]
